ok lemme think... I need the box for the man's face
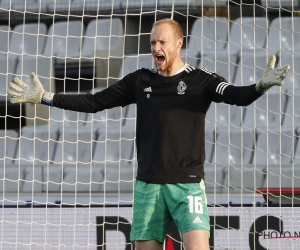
[150,23,181,72]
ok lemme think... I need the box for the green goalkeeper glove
[256,55,290,94]
[7,72,54,105]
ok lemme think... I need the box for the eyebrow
[150,39,167,43]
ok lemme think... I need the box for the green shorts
[130,180,210,243]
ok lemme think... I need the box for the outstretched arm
[210,55,290,106]
[7,72,136,113]
[53,81,135,113]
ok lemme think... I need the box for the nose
[152,42,161,53]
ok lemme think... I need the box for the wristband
[41,92,54,106]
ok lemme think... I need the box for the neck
[159,60,185,77]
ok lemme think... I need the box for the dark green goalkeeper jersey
[53,65,262,184]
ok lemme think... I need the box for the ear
[177,37,183,48]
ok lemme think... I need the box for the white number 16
[187,196,203,214]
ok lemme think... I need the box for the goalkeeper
[7,18,289,250]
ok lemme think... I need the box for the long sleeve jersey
[52,65,262,184]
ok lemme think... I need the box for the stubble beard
[155,50,177,74]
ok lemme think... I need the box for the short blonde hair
[152,18,183,39]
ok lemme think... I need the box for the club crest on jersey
[177,80,187,95]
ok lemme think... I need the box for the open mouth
[155,55,165,65]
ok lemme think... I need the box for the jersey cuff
[41,92,54,106]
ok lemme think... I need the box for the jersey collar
[157,63,188,76]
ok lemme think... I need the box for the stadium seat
[232,17,269,55]
[43,20,85,65]
[101,52,152,86]
[294,127,300,164]
[0,133,27,194]
[205,103,217,128]
[267,17,300,55]
[200,53,238,83]
[122,0,156,9]
[3,0,48,12]
[78,18,124,86]
[254,129,294,165]
[21,93,88,150]
[0,25,10,58]
[0,0,11,10]
[102,161,136,193]
[123,103,137,132]
[279,53,300,92]
[0,56,15,100]
[243,92,287,130]
[233,52,269,87]
[75,18,123,62]
[98,51,153,87]
[182,17,228,67]
[205,102,244,129]
[101,103,136,169]
[93,129,135,163]
[42,163,62,192]
[0,25,13,99]
[159,0,195,6]
[0,164,25,192]
[203,17,269,57]
[119,54,153,78]
[21,165,43,192]
[0,129,18,165]
[203,162,226,193]
[282,89,300,130]
[84,105,125,132]
[260,0,299,8]
[15,128,57,164]
[36,104,87,133]
[53,129,95,164]
[198,0,227,7]
[225,164,266,194]
[261,165,300,190]
[62,163,104,193]
[213,128,255,166]
[47,0,82,14]
[73,0,122,12]
[9,23,47,61]
[205,129,215,163]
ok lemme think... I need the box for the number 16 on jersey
[187,196,203,214]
